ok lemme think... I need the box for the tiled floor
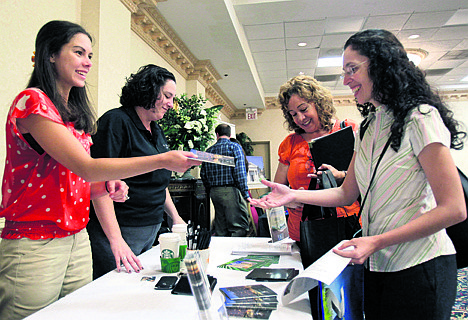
[452,267,468,319]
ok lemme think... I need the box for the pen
[193,233,198,250]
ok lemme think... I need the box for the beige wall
[232,104,365,180]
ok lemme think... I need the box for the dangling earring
[31,51,35,67]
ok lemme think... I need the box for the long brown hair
[278,75,336,134]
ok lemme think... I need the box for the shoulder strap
[355,136,392,223]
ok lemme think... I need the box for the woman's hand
[333,236,381,265]
[161,151,202,173]
[308,164,346,182]
[109,238,144,273]
[250,180,299,209]
[106,180,129,203]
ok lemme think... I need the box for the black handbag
[446,168,468,269]
[299,170,361,268]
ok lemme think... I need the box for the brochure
[218,255,279,272]
[220,284,277,301]
[190,149,235,167]
[265,206,290,242]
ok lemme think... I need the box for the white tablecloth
[26,237,310,319]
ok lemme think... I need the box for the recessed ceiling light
[297,42,307,47]
[406,48,428,66]
[317,57,342,67]
[408,34,420,40]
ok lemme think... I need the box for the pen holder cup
[160,257,181,273]
[187,248,210,272]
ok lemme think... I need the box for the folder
[309,126,355,171]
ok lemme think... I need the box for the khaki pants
[210,186,250,237]
[0,229,92,320]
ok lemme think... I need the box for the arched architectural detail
[121,0,237,118]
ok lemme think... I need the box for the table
[26,237,310,319]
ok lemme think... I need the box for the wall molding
[265,90,468,110]
[121,0,237,118]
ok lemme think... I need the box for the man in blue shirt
[201,124,251,236]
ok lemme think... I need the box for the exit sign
[246,108,257,120]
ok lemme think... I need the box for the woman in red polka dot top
[0,20,201,320]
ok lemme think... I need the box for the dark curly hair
[120,64,176,110]
[344,29,465,151]
[27,20,96,134]
[278,75,336,134]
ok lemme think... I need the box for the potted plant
[159,93,222,178]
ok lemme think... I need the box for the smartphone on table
[154,276,179,290]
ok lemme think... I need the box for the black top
[89,107,171,227]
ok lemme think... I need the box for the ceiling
[155,0,468,114]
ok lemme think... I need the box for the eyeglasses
[340,60,368,79]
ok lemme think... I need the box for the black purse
[299,170,360,268]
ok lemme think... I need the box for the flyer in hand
[190,149,235,167]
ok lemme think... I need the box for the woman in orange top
[274,75,362,319]
[274,75,360,242]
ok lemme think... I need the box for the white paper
[231,241,292,255]
[281,241,353,305]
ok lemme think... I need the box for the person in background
[230,137,249,174]
[230,137,257,236]
[275,75,360,243]
[201,124,251,236]
[87,64,186,279]
[252,29,466,320]
[0,20,200,320]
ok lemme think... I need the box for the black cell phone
[154,276,179,290]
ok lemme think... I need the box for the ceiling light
[317,56,342,67]
[406,48,428,66]
[408,34,420,40]
[297,42,307,47]
[462,75,468,82]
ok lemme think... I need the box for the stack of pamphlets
[219,284,278,319]
[217,255,280,272]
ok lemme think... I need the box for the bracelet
[105,181,110,193]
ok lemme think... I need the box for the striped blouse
[354,104,455,272]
